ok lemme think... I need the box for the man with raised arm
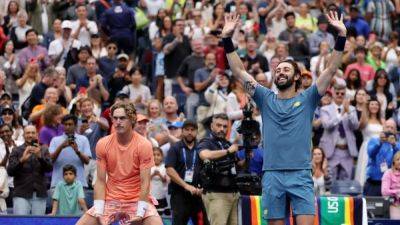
[221,12,347,225]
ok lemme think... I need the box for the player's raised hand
[326,10,347,37]
[221,13,240,38]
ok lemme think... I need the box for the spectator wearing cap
[308,14,335,56]
[71,3,98,47]
[165,120,209,225]
[98,40,118,83]
[278,11,310,67]
[0,92,12,109]
[7,125,53,215]
[18,29,51,71]
[9,10,31,51]
[107,53,131,102]
[66,46,91,95]
[78,97,108,187]
[42,19,62,49]
[366,42,386,71]
[300,70,313,91]
[1,105,23,146]
[89,33,107,60]
[26,0,55,35]
[100,0,136,55]
[119,66,151,114]
[176,39,205,120]
[345,5,370,38]
[345,46,375,83]
[48,20,82,67]
[134,113,159,147]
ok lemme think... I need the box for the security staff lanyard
[182,147,196,183]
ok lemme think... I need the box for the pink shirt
[344,63,375,83]
[381,169,400,202]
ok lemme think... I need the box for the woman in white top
[312,147,331,196]
[10,9,31,51]
[16,60,40,110]
[382,32,400,72]
[1,106,23,145]
[204,73,231,116]
[355,97,384,186]
[0,40,21,95]
[310,41,331,79]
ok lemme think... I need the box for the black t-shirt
[198,135,238,193]
[163,34,192,79]
[177,54,205,89]
[165,141,202,194]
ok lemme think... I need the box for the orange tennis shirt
[96,131,155,202]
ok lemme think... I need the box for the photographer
[236,129,263,177]
[7,125,53,215]
[49,114,91,190]
[198,114,239,225]
[365,119,400,196]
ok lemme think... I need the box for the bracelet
[222,37,235,54]
[334,36,346,52]
[136,200,148,217]
[94,200,105,216]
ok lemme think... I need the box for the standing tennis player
[222,11,347,225]
[77,102,162,225]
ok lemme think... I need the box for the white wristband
[136,200,148,218]
[94,200,105,216]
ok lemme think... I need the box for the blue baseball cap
[168,121,183,129]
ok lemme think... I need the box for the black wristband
[222,37,235,53]
[334,36,346,52]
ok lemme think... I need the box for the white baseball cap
[61,20,73,29]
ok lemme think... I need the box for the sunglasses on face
[2,111,13,115]
[335,92,345,96]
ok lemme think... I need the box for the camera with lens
[30,140,39,147]
[235,103,262,195]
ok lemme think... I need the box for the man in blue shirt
[49,114,91,189]
[345,5,371,38]
[222,12,347,225]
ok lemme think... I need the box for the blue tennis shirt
[253,84,322,170]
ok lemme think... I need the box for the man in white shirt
[71,3,98,47]
[48,20,81,67]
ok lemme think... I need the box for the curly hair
[111,102,137,127]
[43,104,63,126]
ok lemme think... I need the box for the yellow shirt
[295,15,317,33]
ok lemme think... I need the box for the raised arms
[222,13,259,96]
[316,11,347,95]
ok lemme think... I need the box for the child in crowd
[50,164,88,216]
[151,147,170,215]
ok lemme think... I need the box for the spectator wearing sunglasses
[320,84,360,180]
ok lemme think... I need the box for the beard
[213,131,226,140]
[274,74,295,91]
[183,136,195,145]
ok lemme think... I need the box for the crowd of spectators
[0,0,400,221]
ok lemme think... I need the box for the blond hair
[111,102,137,127]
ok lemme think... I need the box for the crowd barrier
[1,196,399,225]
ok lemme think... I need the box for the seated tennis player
[77,102,162,225]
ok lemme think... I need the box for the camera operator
[365,119,400,196]
[236,129,263,177]
[7,125,53,215]
[165,120,208,225]
[49,114,91,191]
[198,113,239,225]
